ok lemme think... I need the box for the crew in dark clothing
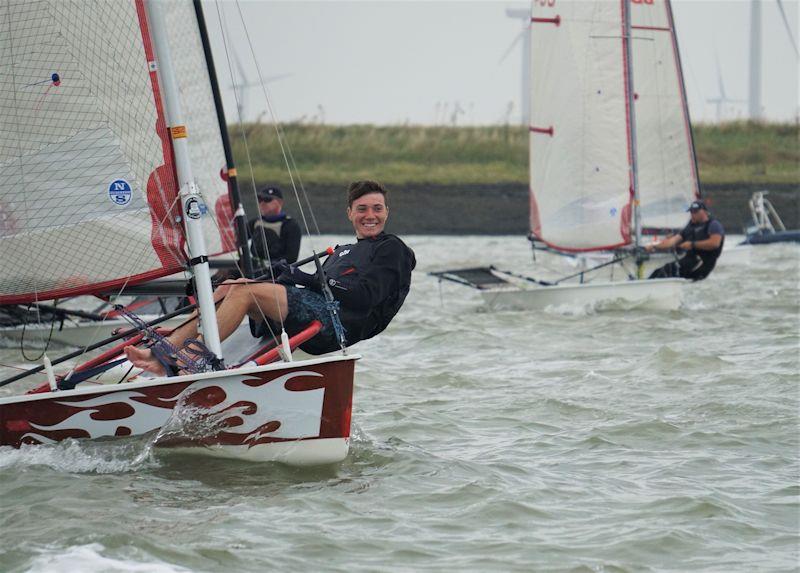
[274,231,415,353]
[123,180,415,375]
[646,200,725,281]
[249,186,301,266]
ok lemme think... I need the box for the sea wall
[271,183,799,236]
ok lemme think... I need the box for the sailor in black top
[646,200,725,281]
[249,186,301,266]
[273,232,415,353]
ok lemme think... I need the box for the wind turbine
[502,7,531,125]
[707,50,746,122]
[228,47,292,123]
[748,0,799,120]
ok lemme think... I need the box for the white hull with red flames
[0,355,357,466]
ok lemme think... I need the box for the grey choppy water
[1,236,798,572]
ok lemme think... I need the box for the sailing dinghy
[739,191,800,245]
[434,0,699,311]
[0,0,357,465]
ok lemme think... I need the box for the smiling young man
[125,180,415,373]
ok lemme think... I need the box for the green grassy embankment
[230,121,799,189]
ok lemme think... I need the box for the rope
[19,303,57,362]
[116,306,222,375]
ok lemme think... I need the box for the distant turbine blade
[499,32,523,64]
[776,0,800,57]
[714,50,727,99]
[232,48,249,85]
[264,73,293,85]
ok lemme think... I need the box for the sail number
[536,0,555,6]
[632,0,655,4]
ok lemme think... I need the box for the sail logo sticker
[186,198,202,219]
[108,179,132,206]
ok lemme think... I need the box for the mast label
[171,126,187,139]
[186,198,202,220]
[108,179,132,206]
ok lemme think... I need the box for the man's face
[347,192,388,239]
[258,197,282,216]
[689,208,708,223]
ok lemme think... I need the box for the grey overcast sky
[202,0,800,126]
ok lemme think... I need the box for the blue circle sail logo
[108,179,132,206]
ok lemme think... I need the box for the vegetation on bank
[229,121,799,190]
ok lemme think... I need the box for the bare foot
[124,346,166,376]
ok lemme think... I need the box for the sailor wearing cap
[645,200,725,281]
[249,186,301,268]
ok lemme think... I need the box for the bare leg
[124,281,289,374]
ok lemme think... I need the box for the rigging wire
[230,0,321,242]
[212,0,284,344]
[228,0,346,352]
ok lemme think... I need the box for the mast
[146,0,222,356]
[622,0,644,276]
[193,0,254,279]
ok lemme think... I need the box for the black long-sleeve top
[313,233,416,344]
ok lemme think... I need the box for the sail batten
[0,0,234,304]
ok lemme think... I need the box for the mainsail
[0,0,233,305]
[529,0,698,252]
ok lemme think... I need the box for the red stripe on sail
[528,186,542,240]
[530,126,554,136]
[531,16,561,26]
[0,267,181,306]
[135,0,186,269]
[620,0,636,246]
[529,235,632,254]
[214,193,237,253]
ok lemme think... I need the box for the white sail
[529,1,632,251]
[629,0,699,232]
[529,0,699,251]
[0,0,233,304]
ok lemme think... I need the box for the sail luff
[144,0,221,355]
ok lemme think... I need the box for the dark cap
[687,200,708,212]
[257,186,283,201]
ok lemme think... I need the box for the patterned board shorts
[265,286,342,354]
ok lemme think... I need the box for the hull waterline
[480,278,686,311]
